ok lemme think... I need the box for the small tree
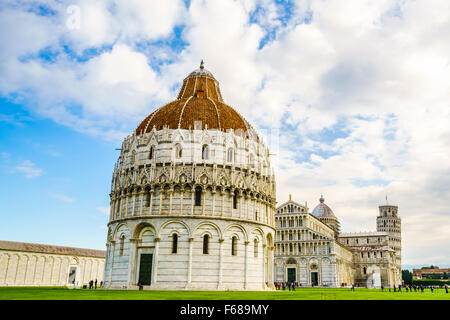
[443,272,448,280]
[402,270,413,285]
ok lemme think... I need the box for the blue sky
[0,0,449,267]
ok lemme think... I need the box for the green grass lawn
[0,287,449,300]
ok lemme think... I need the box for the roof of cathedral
[135,61,258,139]
[0,240,106,258]
[311,195,336,218]
[339,231,387,237]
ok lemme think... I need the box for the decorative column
[220,190,225,216]
[169,189,173,215]
[212,189,216,216]
[202,189,206,215]
[119,196,124,218]
[127,238,138,286]
[187,237,194,288]
[245,194,249,220]
[262,244,267,289]
[125,195,129,217]
[139,190,145,216]
[191,189,195,215]
[153,237,160,286]
[217,238,224,289]
[131,191,137,216]
[149,189,154,215]
[180,187,184,215]
[159,191,163,215]
[244,241,249,289]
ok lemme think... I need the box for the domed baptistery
[104,62,276,290]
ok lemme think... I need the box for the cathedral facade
[274,196,402,288]
[104,63,276,290]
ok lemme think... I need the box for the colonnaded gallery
[103,62,402,290]
[0,63,402,289]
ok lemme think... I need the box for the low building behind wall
[0,240,105,287]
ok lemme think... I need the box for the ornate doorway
[287,268,296,282]
[138,254,153,285]
[311,272,318,286]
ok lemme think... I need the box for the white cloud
[0,0,449,265]
[49,192,76,203]
[14,160,43,178]
[96,206,110,215]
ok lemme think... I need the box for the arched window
[249,154,254,167]
[172,234,178,254]
[203,234,209,254]
[363,267,367,275]
[231,236,237,256]
[255,211,258,221]
[119,235,125,256]
[145,192,151,207]
[254,239,258,258]
[233,191,238,209]
[195,187,202,206]
[149,146,154,159]
[130,151,136,164]
[227,148,234,162]
[202,145,209,160]
[175,144,182,159]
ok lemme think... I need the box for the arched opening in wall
[149,146,154,160]
[249,153,254,168]
[254,239,258,258]
[233,191,238,209]
[119,235,125,256]
[175,144,182,159]
[131,150,136,164]
[202,145,209,160]
[203,235,209,254]
[363,267,367,275]
[231,236,237,256]
[227,148,234,162]
[172,234,178,254]
[195,187,202,206]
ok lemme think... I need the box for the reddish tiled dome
[135,62,257,138]
[312,195,336,218]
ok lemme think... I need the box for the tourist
[381,285,384,292]
[100,281,103,288]
[351,283,354,291]
[398,284,401,292]
[430,286,434,293]
[445,284,448,293]
[95,279,98,289]
[393,285,396,292]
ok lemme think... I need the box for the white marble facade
[274,198,401,288]
[104,65,277,290]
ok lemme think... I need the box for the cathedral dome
[135,61,257,139]
[312,195,336,218]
